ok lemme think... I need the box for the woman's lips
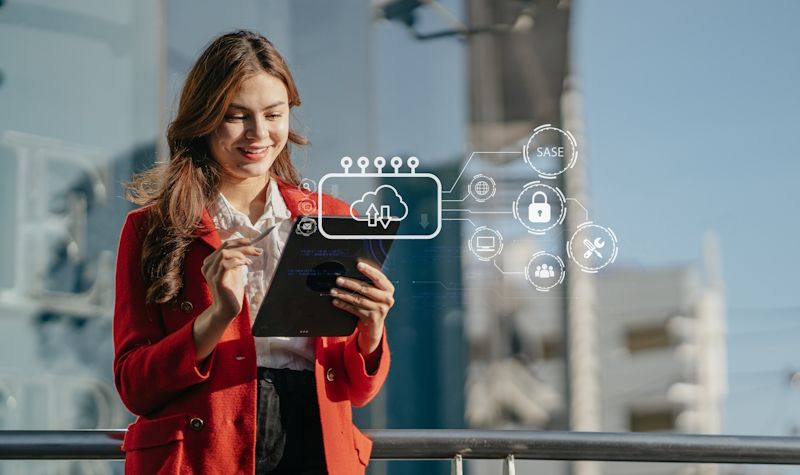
[237,146,268,161]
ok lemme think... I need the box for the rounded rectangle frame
[317,172,442,240]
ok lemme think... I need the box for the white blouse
[208,178,314,370]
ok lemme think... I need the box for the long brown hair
[126,30,307,304]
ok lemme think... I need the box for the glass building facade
[0,1,467,473]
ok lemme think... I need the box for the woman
[114,30,393,474]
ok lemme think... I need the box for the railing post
[503,454,515,475]
[451,454,463,475]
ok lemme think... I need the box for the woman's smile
[237,145,271,161]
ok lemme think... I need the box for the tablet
[252,216,400,337]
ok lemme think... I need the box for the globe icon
[469,174,496,202]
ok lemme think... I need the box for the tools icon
[567,223,618,273]
[582,237,605,259]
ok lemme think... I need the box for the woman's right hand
[201,238,263,322]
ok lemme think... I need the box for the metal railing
[2,430,800,474]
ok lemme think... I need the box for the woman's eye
[266,113,282,120]
[224,115,246,122]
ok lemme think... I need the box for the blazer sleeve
[342,328,390,407]
[112,211,217,416]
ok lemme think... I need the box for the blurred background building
[3,1,800,475]
[0,1,161,473]
[465,237,727,475]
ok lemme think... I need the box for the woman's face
[208,71,290,182]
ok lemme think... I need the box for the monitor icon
[476,236,496,252]
[468,226,504,261]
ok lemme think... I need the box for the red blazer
[113,179,390,474]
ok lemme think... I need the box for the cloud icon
[350,184,409,229]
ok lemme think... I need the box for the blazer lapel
[195,208,222,250]
[276,177,317,219]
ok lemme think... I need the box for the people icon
[534,264,556,279]
[525,252,566,291]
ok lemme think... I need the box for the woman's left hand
[330,261,395,355]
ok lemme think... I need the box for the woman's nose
[247,117,274,143]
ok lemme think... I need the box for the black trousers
[255,367,328,475]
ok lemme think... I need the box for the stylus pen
[249,223,279,245]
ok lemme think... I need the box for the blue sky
[574,0,800,439]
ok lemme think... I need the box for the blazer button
[326,368,335,382]
[189,417,204,431]
[180,301,193,313]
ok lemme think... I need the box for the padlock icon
[528,191,551,223]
